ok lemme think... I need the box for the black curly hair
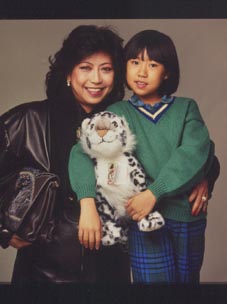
[46,25,125,108]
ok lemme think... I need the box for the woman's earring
[67,79,71,87]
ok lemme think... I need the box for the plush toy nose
[96,129,108,137]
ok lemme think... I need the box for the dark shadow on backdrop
[0,0,227,19]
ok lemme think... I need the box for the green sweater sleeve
[147,100,214,200]
[68,143,96,200]
[147,141,215,199]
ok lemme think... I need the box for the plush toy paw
[138,211,165,232]
[102,220,128,246]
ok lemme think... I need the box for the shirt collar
[129,94,175,114]
[129,94,174,106]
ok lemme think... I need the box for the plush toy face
[80,111,135,159]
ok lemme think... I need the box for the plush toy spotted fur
[80,111,165,246]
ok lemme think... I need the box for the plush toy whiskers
[80,111,165,246]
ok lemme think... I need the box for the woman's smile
[67,51,114,112]
[85,86,106,96]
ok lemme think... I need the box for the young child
[69,30,219,283]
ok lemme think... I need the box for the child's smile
[135,81,148,89]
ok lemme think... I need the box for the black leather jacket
[1,99,81,216]
[0,99,130,284]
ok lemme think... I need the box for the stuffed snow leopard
[80,111,165,246]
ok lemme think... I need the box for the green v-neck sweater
[69,97,214,222]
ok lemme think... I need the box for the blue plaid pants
[129,218,207,284]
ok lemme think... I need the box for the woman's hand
[188,179,209,216]
[125,189,157,221]
[79,198,102,250]
[9,234,32,249]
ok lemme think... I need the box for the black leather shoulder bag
[0,167,59,248]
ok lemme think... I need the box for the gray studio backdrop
[0,20,226,283]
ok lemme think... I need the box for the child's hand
[79,198,102,250]
[125,190,157,221]
[188,179,209,216]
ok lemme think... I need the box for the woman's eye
[102,66,113,72]
[80,65,91,71]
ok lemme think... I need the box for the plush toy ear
[81,118,91,132]
[117,115,136,152]
[121,116,130,132]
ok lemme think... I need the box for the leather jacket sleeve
[207,154,220,197]
[0,118,9,166]
[0,101,53,248]
[0,101,51,178]
[0,115,20,179]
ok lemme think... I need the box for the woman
[0,25,130,284]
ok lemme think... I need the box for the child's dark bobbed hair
[124,30,180,96]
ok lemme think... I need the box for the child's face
[126,49,168,104]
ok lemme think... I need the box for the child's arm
[79,198,102,250]
[126,153,219,219]
[69,143,96,200]
[125,178,209,220]
[68,144,101,250]
[143,100,215,201]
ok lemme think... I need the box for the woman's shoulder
[1,99,49,121]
